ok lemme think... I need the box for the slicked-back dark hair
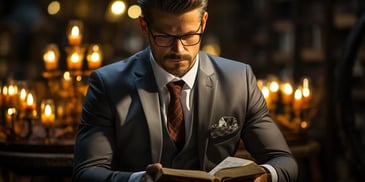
[137,0,208,23]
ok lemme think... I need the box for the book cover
[155,157,265,182]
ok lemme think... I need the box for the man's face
[139,9,208,77]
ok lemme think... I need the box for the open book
[155,156,265,182]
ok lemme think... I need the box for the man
[73,0,298,181]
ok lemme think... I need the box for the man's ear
[201,12,208,31]
[139,17,148,36]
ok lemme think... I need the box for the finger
[146,163,163,174]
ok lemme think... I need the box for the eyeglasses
[148,23,203,47]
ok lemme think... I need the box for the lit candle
[87,44,103,69]
[2,85,8,104]
[269,81,279,103]
[67,51,82,70]
[281,82,293,105]
[261,86,271,109]
[7,83,18,105]
[68,23,82,46]
[302,78,312,108]
[19,88,27,107]
[43,44,60,70]
[293,87,303,113]
[41,101,56,126]
[24,92,36,112]
[5,107,17,131]
[66,47,85,70]
[61,71,72,89]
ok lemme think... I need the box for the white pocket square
[210,116,239,138]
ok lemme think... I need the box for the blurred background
[0,0,364,182]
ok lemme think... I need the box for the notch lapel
[196,52,217,170]
[135,49,163,163]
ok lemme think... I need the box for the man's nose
[171,38,185,52]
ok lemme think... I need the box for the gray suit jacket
[73,48,298,182]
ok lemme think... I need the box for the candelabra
[258,76,314,136]
[0,20,103,143]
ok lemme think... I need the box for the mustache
[164,54,192,60]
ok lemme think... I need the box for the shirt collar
[150,51,199,91]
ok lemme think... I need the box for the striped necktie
[166,80,185,149]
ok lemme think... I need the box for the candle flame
[63,71,71,80]
[262,86,270,99]
[26,93,34,105]
[44,50,56,62]
[20,88,27,101]
[8,85,17,95]
[45,104,53,115]
[269,81,279,92]
[7,107,16,116]
[283,83,293,95]
[294,88,302,100]
[71,26,80,36]
[71,53,80,63]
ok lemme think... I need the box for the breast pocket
[210,116,240,139]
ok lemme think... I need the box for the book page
[209,156,254,175]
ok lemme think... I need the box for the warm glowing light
[87,44,103,69]
[8,84,17,96]
[294,88,302,100]
[41,100,56,125]
[43,44,59,70]
[71,53,80,63]
[283,83,293,95]
[2,86,7,95]
[302,78,311,98]
[44,105,53,115]
[26,93,34,106]
[300,121,309,129]
[20,88,27,102]
[48,1,60,15]
[111,1,126,15]
[67,21,83,46]
[7,107,16,116]
[262,86,270,99]
[63,71,71,81]
[127,5,141,19]
[71,26,80,37]
[269,81,279,92]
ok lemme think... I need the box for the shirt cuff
[260,164,278,182]
[128,171,145,182]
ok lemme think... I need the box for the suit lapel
[135,49,163,163]
[196,52,217,170]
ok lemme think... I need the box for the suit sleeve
[241,65,298,182]
[72,71,132,182]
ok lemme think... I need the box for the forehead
[149,9,202,33]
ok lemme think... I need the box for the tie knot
[167,80,185,94]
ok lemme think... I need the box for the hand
[141,163,163,182]
[254,172,269,182]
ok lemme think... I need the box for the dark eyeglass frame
[147,22,204,47]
